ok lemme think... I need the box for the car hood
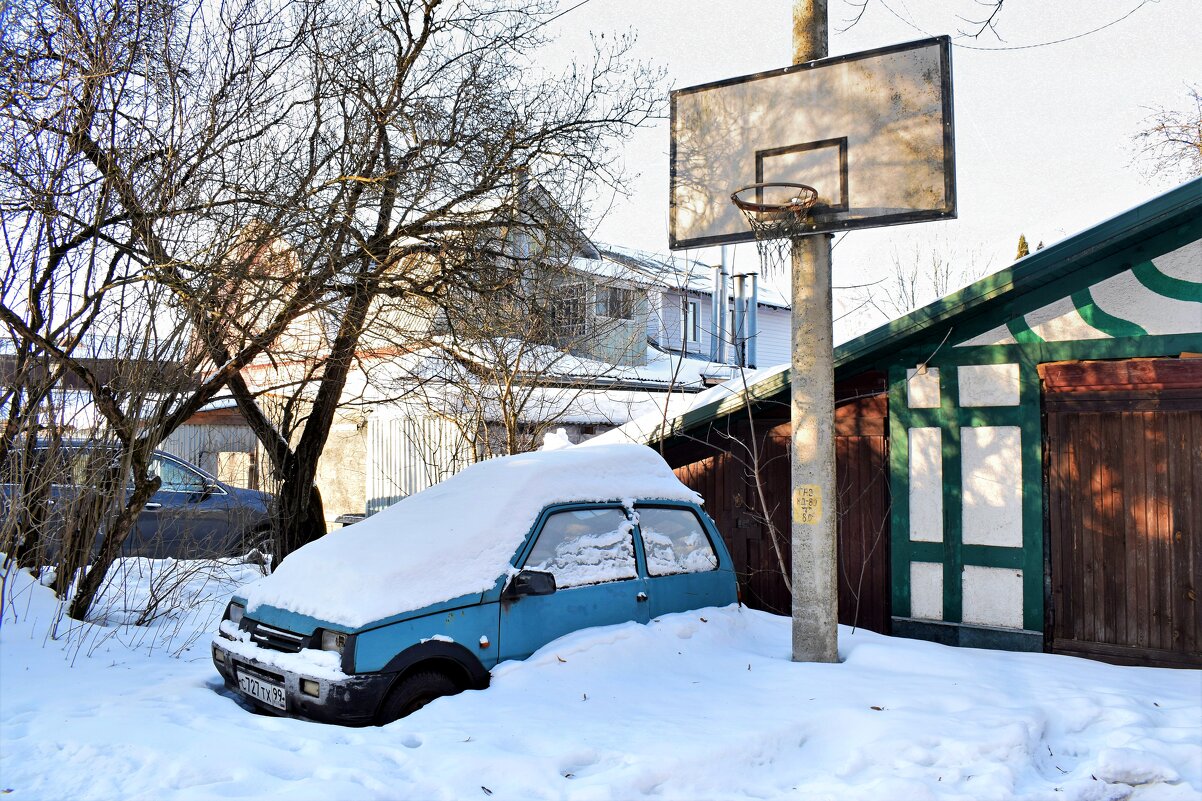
[227,485,272,511]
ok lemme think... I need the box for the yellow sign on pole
[795,483,822,525]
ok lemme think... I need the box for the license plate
[237,669,287,710]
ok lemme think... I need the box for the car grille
[236,661,285,684]
[245,621,309,653]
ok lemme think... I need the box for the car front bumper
[212,634,393,726]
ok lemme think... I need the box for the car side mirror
[506,569,556,598]
[191,481,218,502]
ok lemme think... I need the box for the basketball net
[731,183,818,275]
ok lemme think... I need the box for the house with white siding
[171,239,791,527]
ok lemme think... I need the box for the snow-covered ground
[1,559,1199,801]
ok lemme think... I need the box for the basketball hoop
[731,182,819,274]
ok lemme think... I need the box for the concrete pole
[790,0,839,663]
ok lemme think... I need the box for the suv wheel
[241,527,273,569]
[377,670,460,724]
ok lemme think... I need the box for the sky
[544,0,1202,340]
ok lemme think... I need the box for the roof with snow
[242,443,702,628]
[571,245,790,309]
[595,176,1202,446]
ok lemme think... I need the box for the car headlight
[320,629,348,653]
[226,601,245,627]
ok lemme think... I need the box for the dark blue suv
[2,443,273,559]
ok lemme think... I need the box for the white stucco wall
[958,363,1020,407]
[910,562,943,621]
[956,239,1201,347]
[906,367,941,408]
[1089,270,1202,336]
[909,427,943,543]
[961,426,1023,548]
[961,565,1024,629]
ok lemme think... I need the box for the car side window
[524,507,636,589]
[150,456,207,492]
[637,507,719,577]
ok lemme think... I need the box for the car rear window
[637,507,719,576]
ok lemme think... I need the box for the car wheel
[377,670,460,724]
[240,527,273,566]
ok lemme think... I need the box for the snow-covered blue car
[211,443,738,725]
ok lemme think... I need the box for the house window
[595,286,636,320]
[681,300,700,346]
[551,283,587,339]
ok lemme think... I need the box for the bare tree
[211,1,661,560]
[848,239,991,326]
[386,239,650,458]
[838,0,1008,38]
[1133,84,1202,183]
[3,0,662,590]
[0,0,357,617]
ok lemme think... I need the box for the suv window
[33,446,118,486]
[638,507,719,576]
[524,507,636,589]
[150,456,208,492]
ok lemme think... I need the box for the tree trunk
[272,473,326,564]
[65,470,159,620]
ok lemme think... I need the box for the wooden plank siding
[661,373,891,633]
[1042,358,1202,668]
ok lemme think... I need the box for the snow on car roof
[243,443,701,628]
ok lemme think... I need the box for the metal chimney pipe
[710,266,722,362]
[732,273,746,367]
[712,248,730,364]
[747,273,759,368]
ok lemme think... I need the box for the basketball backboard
[669,36,956,250]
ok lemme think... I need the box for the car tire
[240,527,273,567]
[377,670,460,724]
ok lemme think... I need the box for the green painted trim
[1035,332,1202,362]
[1132,258,1202,302]
[649,194,1202,447]
[1070,289,1146,338]
[902,408,944,428]
[961,545,1024,569]
[909,541,944,563]
[940,366,963,624]
[653,320,1201,456]
[876,331,1202,640]
[1018,361,1045,632]
[950,332,1202,366]
[891,618,1043,652]
[957,408,1024,428]
[1006,316,1043,344]
[888,365,913,618]
[836,178,1202,374]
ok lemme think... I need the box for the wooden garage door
[1042,359,1202,667]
